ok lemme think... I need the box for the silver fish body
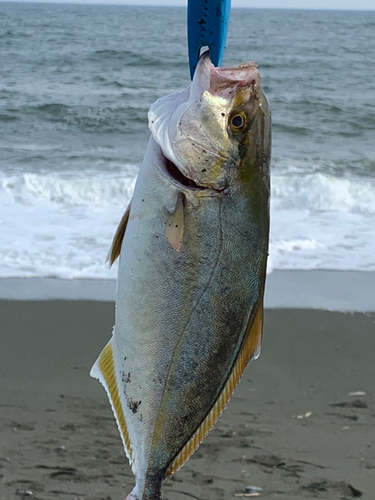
[91,53,271,500]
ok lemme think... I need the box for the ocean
[1,3,375,279]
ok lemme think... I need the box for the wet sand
[0,300,374,500]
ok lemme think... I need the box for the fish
[90,52,271,500]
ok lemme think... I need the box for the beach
[1,295,374,500]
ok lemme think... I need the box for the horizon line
[1,0,374,11]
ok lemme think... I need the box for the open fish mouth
[160,150,227,193]
[195,52,261,96]
[210,61,259,88]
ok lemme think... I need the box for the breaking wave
[1,169,374,215]
[271,173,375,215]
[0,171,136,208]
[0,168,374,279]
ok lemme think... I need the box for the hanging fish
[91,52,271,500]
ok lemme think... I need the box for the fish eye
[229,111,247,133]
[232,115,243,127]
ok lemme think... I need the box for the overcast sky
[6,0,375,9]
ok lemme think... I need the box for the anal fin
[165,297,264,478]
[90,341,133,461]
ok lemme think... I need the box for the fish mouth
[210,61,259,91]
[195,52,261,97]
[160,152,226,194]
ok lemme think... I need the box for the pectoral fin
[107,204,130,266]
[164,193,185,252]
[165,297,264,478]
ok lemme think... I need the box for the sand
[0,300,374,500]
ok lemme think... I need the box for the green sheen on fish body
[90,53,271,500]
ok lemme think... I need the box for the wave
[12,103,149,133]
[273,95,345,114]
[272,173,375,215]
[0,113,17,122]
[0,171,137,208]
[0,30,14,38]
[89,49,163,67]
[1,169,374,217]
[0,169,375,278]
[272,156,375,179]
[35,103,70,114]
[272,123,310,136]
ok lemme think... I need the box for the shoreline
[1,270,374,312]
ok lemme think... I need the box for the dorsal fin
[107,204,130,266]
[164,296,264,478]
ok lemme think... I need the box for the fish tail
[125,490,140,500]
[142,474,163,500]
[125,474,163,500]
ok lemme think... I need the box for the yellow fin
[165,298,264,478]
[95,343,133,461]
[164,193,185,252]
[108,204,130,266]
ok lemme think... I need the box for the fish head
[148,52,271,195]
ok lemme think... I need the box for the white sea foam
[272,173,375,214]
[0,170,135,279]
[1,168,374,279]
[1,171,136,207]
[270,173,375,271]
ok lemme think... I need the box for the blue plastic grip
[188,0,231,79]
